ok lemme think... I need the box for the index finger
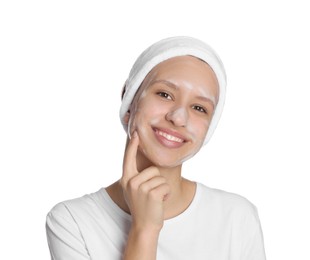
[122,131,139,180]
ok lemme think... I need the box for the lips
[153,127,188,148]
[157,130,184,143]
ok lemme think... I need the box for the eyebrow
[151,79,216,108]
[151,79,178,90]
[196,95,216,109]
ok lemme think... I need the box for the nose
[165,106,188,127]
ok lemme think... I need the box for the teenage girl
[46,36,266,260]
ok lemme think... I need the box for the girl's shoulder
[46,187,106,222]
[196,182,260,219]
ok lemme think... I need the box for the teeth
[157,130,184,143]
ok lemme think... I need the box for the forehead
[152,55,212,73]
[141,55,219,99]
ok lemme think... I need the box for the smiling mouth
[153,128,186,144]
[157,130,184,143]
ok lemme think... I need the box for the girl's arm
[123,227,160,260]
[121,132,170,259]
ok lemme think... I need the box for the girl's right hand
[120,131,170,232]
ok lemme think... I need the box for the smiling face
[125,55,219,168]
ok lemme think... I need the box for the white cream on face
[150,117,160,125]
[166,107,188,127]
[165,106,204,150]
[126,55,219,168]
[198,87,217,106]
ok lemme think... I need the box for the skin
[106,56,219,259]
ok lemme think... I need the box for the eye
[192,105,207,114]
[157,91,172,100]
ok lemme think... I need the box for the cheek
[128,98,165,133]
[139,97,167,121]
[186,118,210,144]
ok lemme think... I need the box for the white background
[1,0,309,259]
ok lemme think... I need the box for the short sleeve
[46,203,91,260]
[241,206,266,260]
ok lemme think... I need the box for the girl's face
[126,56,219,168]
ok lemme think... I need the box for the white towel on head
[119,36,227,145]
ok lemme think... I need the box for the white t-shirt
[46,183,266,260]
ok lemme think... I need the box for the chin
[145,151,196,168]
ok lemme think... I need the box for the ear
[123,111,130,125]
